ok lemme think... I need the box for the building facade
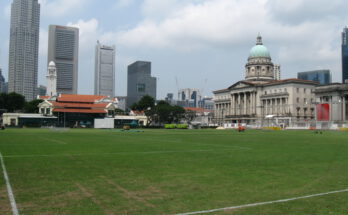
[8,0,40,101]
[94,41,115,97]
[298,70,332,85]
[342,27,348,83]
[38,94,117,127]
[314,83,348,124]
[48,25,79,94]
[213,35,318,127]
[127,61,157,108]
[0,68,5,93]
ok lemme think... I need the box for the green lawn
[0,128,348,215]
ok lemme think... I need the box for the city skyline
[0,0,347,99]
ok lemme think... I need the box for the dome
[248,34,271,58]
[249,45,271,58]
[48,61,56,67]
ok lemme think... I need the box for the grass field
[1,128,348,215]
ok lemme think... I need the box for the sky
[0,0,347,99]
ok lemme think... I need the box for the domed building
[213,35,318,127]
[245,35,275,82]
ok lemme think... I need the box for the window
[136,83,146,93]
[296,88,299,93]
[297,97,300,103]
[304,88,307,93]
[304,98,307,104]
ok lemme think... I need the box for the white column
[342,96,346,121]
[231,94,234,116]
[244,93,247,115]
[238,93,241,115]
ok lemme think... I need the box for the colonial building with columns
[213,35,318,127]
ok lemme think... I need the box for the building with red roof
[38,94,118,127]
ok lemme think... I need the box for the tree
[5,92,25,112]
[154,101,186,125]
[171,105,186,123]
[131,95,156,126]
[155,101,172,124]
[24,99,43,113]
[131,95,155,111]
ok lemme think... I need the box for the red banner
[316,104,330,121]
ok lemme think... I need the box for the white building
[46,61,57,96]
[213,35,318,127]
[95,41,116,97]
[314,83,348,128]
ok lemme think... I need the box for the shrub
[165,124,176,129]
[176,124,188,129]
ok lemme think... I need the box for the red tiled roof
[53,109,107,114]
[51,102,108,108]
[39,96,50,100]
[184,107,212,113]
[57,94,107,103]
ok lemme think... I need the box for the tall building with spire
[342,27,348,83]
[8,0,40,101]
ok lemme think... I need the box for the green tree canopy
[1,92,26,112]
[24,99,43,113]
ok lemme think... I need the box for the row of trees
[0,92,42,113]
[131,95,189,126]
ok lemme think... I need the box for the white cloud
[67,18,100,52]
[113,0,134,9]
[111,0,343,63]
[39,0,87,17]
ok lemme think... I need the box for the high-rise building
[178,88,202,108]
[342,27,348,83]
[127,61,157,108]
[48,25,79,94]
[8,0,40,101]
[274,64,281,80]
[0,68,5,93]
[94,41,115,97]
[298,70,332,85]
[37,85,47,97]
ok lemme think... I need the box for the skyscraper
[342,27,348,83]
[0,68,5,93]
[274,64,281,80]
[94,41,115,97]
[48,25,79,94]
[298,70,332,85]
[127,61,157,108]
[8,0,40,101]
